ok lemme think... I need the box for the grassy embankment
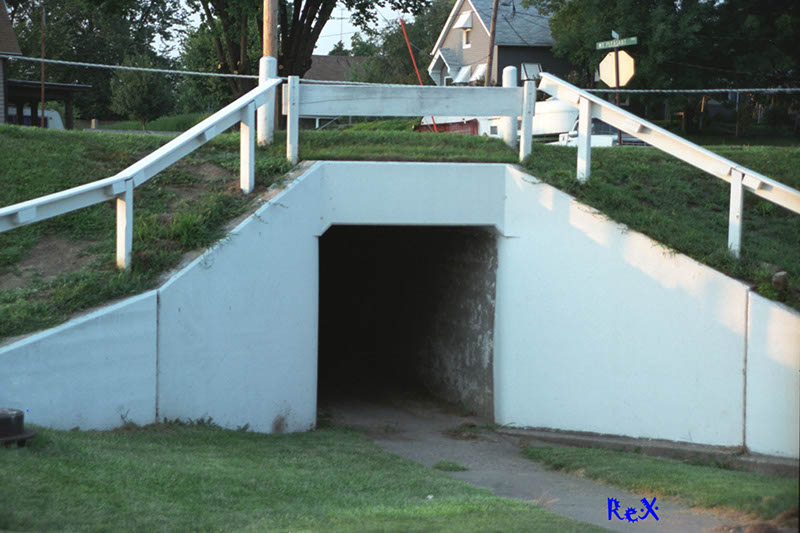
[103,112,211,132]
[1,124,798,343]
[0,422,607,533]
[0,126,515,341]
[524,447,798,521]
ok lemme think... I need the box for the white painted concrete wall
[746,294,800,458]
[494,166,750,448]
[319,161,506,231]
[157,172,323,433]
[1,161,796,458]
[0,292,157,429]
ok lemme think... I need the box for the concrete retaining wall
[746,294,800,457]
[0,161,796,457]
[0,292,157,429]
[494,167,749,448]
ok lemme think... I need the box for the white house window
[454,11,473,49]
[521,63,543,81]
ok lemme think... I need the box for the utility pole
[484,0,500,87]
[263,0,278,58]
[40,3,45,128]
[258,0,279,145]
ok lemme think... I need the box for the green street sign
[596,36,638,50]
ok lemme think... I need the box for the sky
[315,6,406,55]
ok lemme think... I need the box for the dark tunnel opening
[317,225,498,418]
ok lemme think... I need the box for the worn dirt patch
[0,236,96,291]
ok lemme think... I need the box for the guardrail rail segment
[536,73,800,257]
[0,78,281,269]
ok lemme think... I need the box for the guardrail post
[519,80,536,162]
[257,56,277,146]
[115,179,134,270]
[728,170,744,257]
[502,67,518,149]
[577,97,592,183]
[286,76,300,165]
[240,101,256,194]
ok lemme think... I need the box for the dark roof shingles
[0,1,22,56]
[468,0,554,47]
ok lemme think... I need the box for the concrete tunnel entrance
[317,225,498,418]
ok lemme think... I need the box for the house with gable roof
[427,0,570,86]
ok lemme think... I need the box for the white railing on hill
[282,69,799,257]
[0,78,282,270]
[1,68,797,270]
[536,73,800,257]
[282,70,537,165]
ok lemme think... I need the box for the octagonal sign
[599,50,634,88]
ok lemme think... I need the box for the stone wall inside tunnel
[318,225,498,418]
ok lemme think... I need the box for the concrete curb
[499,427,800,478]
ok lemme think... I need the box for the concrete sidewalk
[325,399,789,533]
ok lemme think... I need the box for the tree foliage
[339,0,454,85]
[110,54,174,129]
[187,0,433,97]
[520,0,799,89]
[7,0,185,118]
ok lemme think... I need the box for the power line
[0,54,258,79]
[589,88,800,94]
[5,54,796,93]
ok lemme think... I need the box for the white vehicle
[420,96,578,138]
[552,118,647,147]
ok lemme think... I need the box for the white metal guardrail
[536,73,800,257]
[282,70,537,165]
[0,78,282,270]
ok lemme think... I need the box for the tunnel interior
[317,225,498,418]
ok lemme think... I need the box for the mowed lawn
[0,423,608,533]
[524,446,799,522]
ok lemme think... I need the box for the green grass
[524,446,799,520]
[106,112,211,132]
[343,118,420,131]
[0,423,607,533]
[0,126,290,340]
[433,460,469,472]
[523,144,800,310]
[1,124,798,341]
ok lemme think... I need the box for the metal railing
[0,78,282,269]
[536,73,800,257]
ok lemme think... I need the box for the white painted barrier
[283,66,537,163]
[0,292,157,429]
[746,294,800,457]
[537,73,800,257]
[495,166,750,447]
[0,79,283,269]
[0,162,796,458]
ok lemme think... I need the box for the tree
[8,0,185,118]
[111,55,174,129]
[347,0,454,85]
[328,40,350,56]
[187,0,432,97]
[520,0,717,90]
